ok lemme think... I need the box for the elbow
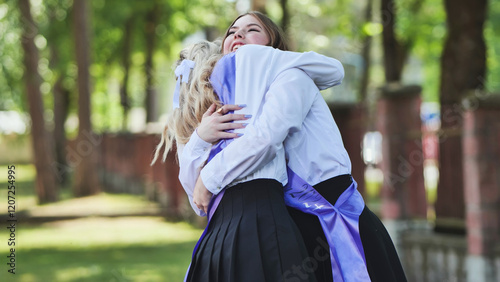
[243,125,282,162]
[317,59,345,90]
[254,134,273,152]
[338,62,345,82]
[339,62,345,83]
[333,59,345,85]
[255,131,280,157]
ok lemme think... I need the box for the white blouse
[177,45,349,216]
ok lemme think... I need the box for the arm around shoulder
[238,45,344,90]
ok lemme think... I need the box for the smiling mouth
[232,44,244,52]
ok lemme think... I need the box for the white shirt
[177,45,348,216]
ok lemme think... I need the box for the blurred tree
[87,0,235,129]
[485,1,500,93]
[44,0,73,185]
[381,0,423,83]
[399,0,446,101]
[119,15,134,129]
[51,48,71,185]
[91,0,143,131]
[144,1,160,123]
[285,0,377,99]
[73,0,100,197]
[434,0,488,231]
[0,1,26,112]
[280,0,290,40]
[252,0,267,14]
[359,0,373,102]
[18,0,59,203]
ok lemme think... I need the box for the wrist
[195,128,212,143]
[201,168,223,195]
[189,130,212,153]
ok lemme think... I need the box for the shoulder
[237,44,277,57]
[235,45,283,71]
[216,52,236,66]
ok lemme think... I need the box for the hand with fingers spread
[197,103,251,144]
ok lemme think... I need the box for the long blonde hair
[152,41,223,164]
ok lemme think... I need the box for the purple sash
[284,168,370,281]
[184,53,235,281]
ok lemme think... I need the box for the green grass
[2,164,38,212]
[11,243,195,282]
[0,218,202,281]
[0,164,204,281]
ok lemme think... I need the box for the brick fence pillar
[462,94,500,282]
[329,102,367,197]
[434,102,467,233]
[376,84,427,220]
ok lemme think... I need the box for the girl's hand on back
[193,176,212,214]
[197,103,250,143]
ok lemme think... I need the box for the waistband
[313,174,353,206]
[228,178,283,193]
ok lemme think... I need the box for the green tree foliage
[85,0,239,131]
[485,0,500,93]
[397,0,446,101]
[0,0,26,111]
[279,0,499,102]
[1,0,499,128]
[1,0,238,133]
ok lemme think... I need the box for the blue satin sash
[184,53,235,281]
[284,168,370,281]
[207,52,237,162]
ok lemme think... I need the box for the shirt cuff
[200,166,225,195]
[187,129,212,154]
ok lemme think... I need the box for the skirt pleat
[186,179,317,282]
[259,187,284,279]
[236,185,267,281]
[210,202,227,282]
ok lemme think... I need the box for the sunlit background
[1,0,499,281]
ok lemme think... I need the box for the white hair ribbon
[172,59,195,109]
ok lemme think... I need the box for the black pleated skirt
[186,179,317,282]
[287,174,407,282]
